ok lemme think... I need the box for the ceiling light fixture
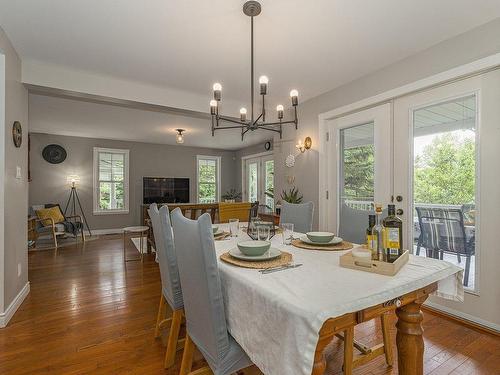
[175,129,185,144]
[210,1,299,141]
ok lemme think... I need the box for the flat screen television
[143,177,190,204]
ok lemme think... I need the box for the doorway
[242,152,274,210]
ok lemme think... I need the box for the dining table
[213,224,463,375]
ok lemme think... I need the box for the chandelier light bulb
[259,75,268,95]
[210,100,218,115]
[276,104,284,119]
[290,89,299,106]
[259,75,269,84]
[213,82,222,101]
[240,107,247,122]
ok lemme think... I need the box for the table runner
[215,227,463,375]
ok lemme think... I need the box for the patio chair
[171,209,253,375]
[29,204,85,249]
[279,201,314,233]
[415,207,474,286]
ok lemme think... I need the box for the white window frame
[93,147,130,215]
[196,155,221,203]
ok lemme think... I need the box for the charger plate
[220,250,293,269]
[291,239,353,251]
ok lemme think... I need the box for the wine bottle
[366,214,376,258]
[383,204,403,263]
[371,205,384,261]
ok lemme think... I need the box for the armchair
[30,204,85,249]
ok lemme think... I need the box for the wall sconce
[175,129,185,144]
[296,137,312,153]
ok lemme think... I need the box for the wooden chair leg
[380,313,394,366]
[343,326,354,375]
[179,334,195,375]
[52,228,58,249]
[154,294,166,338]
[164,308,183,368]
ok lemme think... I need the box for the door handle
[396,208,404,216]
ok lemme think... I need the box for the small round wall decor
[42,144,67,164]
[12,121,22,147]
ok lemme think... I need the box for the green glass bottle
[382,204,403,263]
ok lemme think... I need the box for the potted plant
[280,187,303,204]
[221,189,242,203]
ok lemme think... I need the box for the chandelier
[210,1,299,141]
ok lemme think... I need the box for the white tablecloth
[215,228,463,375]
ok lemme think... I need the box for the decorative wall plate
[12,121,22,147]
[285,154,295,168]
[42,144,67,164]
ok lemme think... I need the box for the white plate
[299,234,343,246]
[229,247,281,261]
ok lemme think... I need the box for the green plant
[280,187,303,204]
[221,189,242,201]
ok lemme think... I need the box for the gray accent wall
[272,18,500,230]
[29,133,239,230]
[0,26,29,316]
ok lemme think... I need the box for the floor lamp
[64,175,92,236]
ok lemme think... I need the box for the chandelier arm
[213,124,249,131]
[218,115,249,126]
[241,126,251,141]
[252,112,264,127]
[262,94,265,122]
[257,126,282,133]
[294,106,298,129]
[258,119,296,127]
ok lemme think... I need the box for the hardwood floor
[0,236,498,374]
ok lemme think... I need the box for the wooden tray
[339,249,409,276]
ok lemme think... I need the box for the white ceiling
[28,93,272,150]
[3,1,500,105]
[2,0,500,148]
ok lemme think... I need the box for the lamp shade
[67,175,80,187]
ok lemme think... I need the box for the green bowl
[212,225,219,234]
[237,240,271,256]
[306,231,335,243]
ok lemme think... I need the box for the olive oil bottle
[382,204,403,263]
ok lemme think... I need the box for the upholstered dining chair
[148,203,185,368]
[279,201,314,233]
[170,209,253,375]
[218,202,252,223]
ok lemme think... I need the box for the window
[93,147,129,214]
[197,155,221,203]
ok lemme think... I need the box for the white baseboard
[0,282,30,328]
[424,300,500,333]
[91,228,125,235]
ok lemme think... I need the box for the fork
[259,263,303,274]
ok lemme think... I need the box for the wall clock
[264,141,271,151]
[12,121,22,148]
[42,144,67,164]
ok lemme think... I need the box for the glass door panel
[326,103,391,240]
[243,154,274,209]
[247,159,259,203]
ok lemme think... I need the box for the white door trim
[318,52,500,230]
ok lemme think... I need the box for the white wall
[0,26,29,325]
[273,18,500,229]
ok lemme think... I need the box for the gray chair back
[338,204,369,244]
[279,201,314,233]
[170,208,230,366]
[148,204,183,310]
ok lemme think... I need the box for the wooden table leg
[312,325,335,375]
[395,296,428,375]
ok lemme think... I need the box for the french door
[325,69,500,329]
[243,153,274,209]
